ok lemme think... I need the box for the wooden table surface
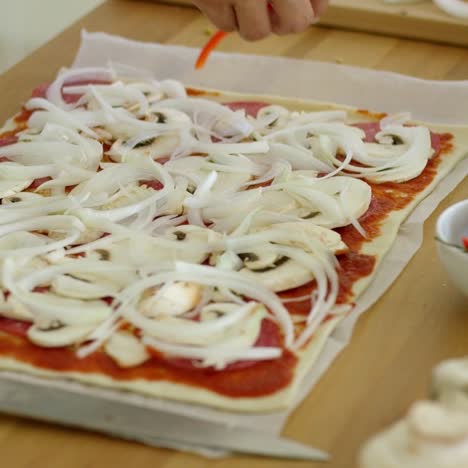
[0,1,467,467]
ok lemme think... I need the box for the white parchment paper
[6,31,467,452]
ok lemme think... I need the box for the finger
[234,0,271,41]
[270,0,315,36]
[193,0,237,32]
[310,0,328,18]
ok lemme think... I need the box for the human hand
[192,0,329,41]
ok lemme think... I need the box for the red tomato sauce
[27,177,53,190]
[0,318,31,338]
[279,253,376,315]
[158,318,282,373]
[0,317,295,398]
[353,122,382,143]
[139,179,164,191]
[0,135,17,147]
[14,109,33,124]
[30,79,111,104]
[224,101,268,118]
[8,79,111,128]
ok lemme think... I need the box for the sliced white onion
[160,98,253,137]
[143,335,281,370]
[0,180,32,198]
[380,112,412,129]
[192,140,269,155]
[26,98,98,138]
[125,301,257,346]
[27,322,96,348]
[117,262,294,348]
[72,156,175,223]
[0,215,84,257]
[52,274,120,300]
[46,67,116,110]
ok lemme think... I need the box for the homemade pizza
[0,67,466,412]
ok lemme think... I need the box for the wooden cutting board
[157,0,468,47]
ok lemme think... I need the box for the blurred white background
[0,0,104,74]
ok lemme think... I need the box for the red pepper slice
[463,236,468,251]
[195,30,229,70]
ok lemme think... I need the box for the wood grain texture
[0,1,467,467]
[158,0,468,47]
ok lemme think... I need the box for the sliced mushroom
[107,106,190,160]
[213,172,252,193]
[48,229,102,245]
[260,190,298,213]
[139,282,202,318]
[199,302,267,347]
[254,105,290,135]
[23,292,112,326]
[67,269,138,291]
[256,222,348,254]
[51,274,120,300]
[94,184,155,211]
[88,240,136,266]
[50,250,138,289]
[165,224,220,243]
[0,179,33,199]
[27,321,95,348]
[199,303,239,322]
[1,192,43,204]
[108,134,180,163]
[146,107,191,126]
[238,248,313,292]
[106,228,213,268]
[104,330,150,368]
[73,229,104,245]
[284,175,372,229]
[162,225,220,263]
[239,249,283,271]
[89,249,112,261]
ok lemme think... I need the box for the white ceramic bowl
[436,199,468,298]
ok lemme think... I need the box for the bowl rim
[436,199,468,245]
